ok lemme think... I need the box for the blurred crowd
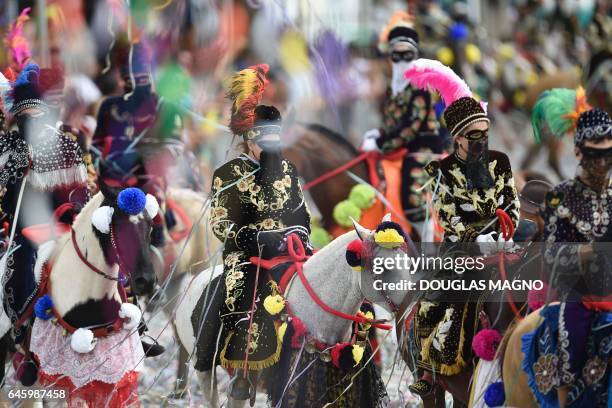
[0,0,610,188]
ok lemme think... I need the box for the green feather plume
[531,88,576,143]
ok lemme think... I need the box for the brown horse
[282,123,369,229]
[396,249,537,408]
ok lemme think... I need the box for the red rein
[495,209,523,320]
[250,234,392,331]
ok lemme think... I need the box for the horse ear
[351,217,373,241]
[382,213,392,223]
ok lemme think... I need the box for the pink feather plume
[403,59,473,107]
[5,8,32,70]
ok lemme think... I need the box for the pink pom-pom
[472,329,501,361]
[527,283,555,310]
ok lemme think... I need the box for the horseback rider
[92,37,192,358]
[360,11,444,238]
[0,63,89,385]
[208,64,311,401]
[404,60,519,395]
[525,107,612,407]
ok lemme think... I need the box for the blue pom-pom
[484,381,505,407]
[117,187,147,215]
[449,23,469,42]
[34,295,53,320]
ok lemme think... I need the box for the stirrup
[408,378,433,396]
[228,376,251,401]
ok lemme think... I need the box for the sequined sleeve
[433,175,479,242]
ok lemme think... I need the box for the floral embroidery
[213,177,223,190]
[582,356,606,386]
[225,296,236,311]
[533,354,558,394]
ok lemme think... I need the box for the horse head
[94,178,158,296]
[352,213,418,313]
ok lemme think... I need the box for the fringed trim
[34,240,55,284]
[219,329,284,371]
[28,165,87,191]
[519,327,552,407]
[420,303,469,376]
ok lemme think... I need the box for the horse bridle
[71,227,127,282]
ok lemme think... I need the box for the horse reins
[71,228,123,282]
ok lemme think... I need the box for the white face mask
[391,61,412,96]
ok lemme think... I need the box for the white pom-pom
[145,194,159,219]
[91,206,114,234]
[119,303,142,331]
[70,328,96,353]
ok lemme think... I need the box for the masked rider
[361,12,443,235]
[206,65,311,402]
[404,60,519,395]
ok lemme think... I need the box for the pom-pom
[472,329,501,361]
[117,188,147,215]
[34,295,53,320]
[352,344,365,365]
[436,46,454,66]
[91,206,114,234]
[254,105,281,124]
[465,44,481,64]
[449,22,469,42]
[70,328,96,353]
[527,283,555,310]
[374,221,406,249]
[145,194,159,218]
[331,342,350,369]
[346,239,363,271]
[349,185,376,209]
[333,200,362,228]
[119,303,142,331]
[310,226,332,249]
[263,295,285,315]
[484,381,505,407]
[290,317,308,348]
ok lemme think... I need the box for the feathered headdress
[404,59,488,137]
[227,64,269,136]
[4,8,32,70]
[378,11,417,53]
[531,87,591,143]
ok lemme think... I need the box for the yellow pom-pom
[358,311,374,330]
[374,229,405,248]
[513,90,527,107]
[464,43,481,64]
[277,322,288,341]
[352,344,365,366]
[264,295,285,315]
[436,47,454,66]
[498,44,514,60]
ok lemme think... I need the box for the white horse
[26,185,158,407]
[173,214,413,407]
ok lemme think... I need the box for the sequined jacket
[425,150,520,242]
[210,154,311,261]
[376,85,442,153]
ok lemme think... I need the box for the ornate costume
[401,60,519,392]
[0,64,88,342]
[207,65,311,370]
[523,108,612,407]
[363,12,444,224]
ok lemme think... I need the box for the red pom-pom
[346,239,363,267]
[472,329,501,361]
[347,239,363,254]
[290,317,308,348]
[527,283,555,310]
[330,342,352,369]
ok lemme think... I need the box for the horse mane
[301,123,360,156]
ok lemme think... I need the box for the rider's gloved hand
[361,129,381,152]
[476,231,498,256]
[255,231,285,252]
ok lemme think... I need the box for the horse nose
[133,276,155,295]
